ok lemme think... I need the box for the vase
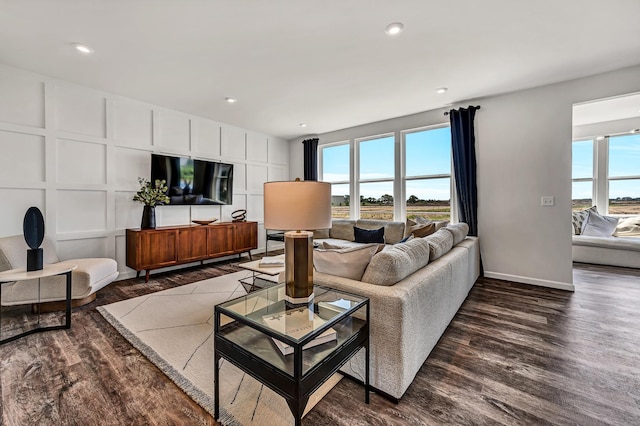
[141,206,156,229]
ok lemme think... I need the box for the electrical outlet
[541,196,555,207]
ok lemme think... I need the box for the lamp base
[27,248,43,271]
[284,230,314,304]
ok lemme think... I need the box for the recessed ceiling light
[225,97,237,103]
[631,129,640,134]
[436,87,448,94]
[299,123,307,128]
[385,22,404,36]
[72,43,94,54]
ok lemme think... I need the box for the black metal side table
[0,262,76,344]
[214,283,369,426]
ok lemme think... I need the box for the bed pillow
[354,226,385,243]
[581,210,619,237]
[313,244,379,280]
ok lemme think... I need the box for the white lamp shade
[264,180,332,231]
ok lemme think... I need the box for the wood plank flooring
[2,260,639,425]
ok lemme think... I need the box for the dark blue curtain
[303,138,319,181]
[449,106,480,236]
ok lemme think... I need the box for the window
[358,135,395,220]
[320,143,350,218]
[571,133,640,215]
[608,134,640,215]
[571,140,593,211]
[404,127,452,221]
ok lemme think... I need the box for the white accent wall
[0,64,289,279]
[293,65,640,291]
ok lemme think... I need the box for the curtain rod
[444,105,481,116]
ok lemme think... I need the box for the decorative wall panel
[155,205,190,227]
[57,190,107,233]
[268,138,289,165]
[57,237,108,260]
[221,125,246,159]
[0,68,44,128]
[57,139,106,185]
[54,84,106,138]
[113,99,153,147]
[232,163,247,191]
[247,195,264,222]
[157,110,190,152]
[268,165,287,182]
[247,132,268,162]
[0,189,45,236]
[115,191,141,230]
[193,118,221,157]
[113,147,150,190]
[0,131,45,184]
[247,165,268,192]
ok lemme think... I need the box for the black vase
[141,206,156,229]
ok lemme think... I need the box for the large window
[608,134,640,215]
[404,127,452,221]
[358,135,395,220]
[572,133,640,215]
[571,140,594,211]
[320,143,350,218]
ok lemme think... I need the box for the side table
[214,283,369,426]
[0,262,77,344]
[237,255,285,292]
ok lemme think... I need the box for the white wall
[0,64,289,279]
[296,65,640,290]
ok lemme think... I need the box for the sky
[321,127,452,201]
[572,134,640,199]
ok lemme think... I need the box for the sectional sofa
[312,219,480,400]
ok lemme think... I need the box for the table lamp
[264,179,331,304]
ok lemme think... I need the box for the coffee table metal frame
[214,283,369,426]
[0,262,76,344]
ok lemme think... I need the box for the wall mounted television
[150,154,233,205]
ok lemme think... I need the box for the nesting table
[214,283,369,425]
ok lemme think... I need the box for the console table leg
[145,270,150,283]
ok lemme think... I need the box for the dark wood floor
[2,260,639,425]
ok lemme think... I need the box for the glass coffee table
[214,283,369,426]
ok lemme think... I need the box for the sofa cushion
[572,206,598,235]
[581,210,618,237]
[354,226,385,243]
[423,228,454,260]
[330,220,356,241]
[572,235,640,252]
[313,243,379,280]
[361,238,431,286]
[444,223,469,245]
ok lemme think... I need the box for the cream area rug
[97,271,341,425]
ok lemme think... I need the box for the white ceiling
[1,0,640,140]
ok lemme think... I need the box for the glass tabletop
[217,283,367,343]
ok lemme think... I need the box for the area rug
[97,271,341,425]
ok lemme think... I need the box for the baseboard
[484,271,575,292]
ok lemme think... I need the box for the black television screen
[150,154,233,205]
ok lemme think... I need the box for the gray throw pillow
[581,210,618,237]
[313,244,379,280]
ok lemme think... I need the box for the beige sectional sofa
[312,219,480,400]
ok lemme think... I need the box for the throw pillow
[330,220,355,241]
[354,226,385,243]
[412,223,436,238]
[321,241,345,249]
[581,210,619,237]
[313,244,379,281]
[572,206,598,235]
[613,216,640,237]
[396,234,414,244]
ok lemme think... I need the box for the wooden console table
[126,221,257,282]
